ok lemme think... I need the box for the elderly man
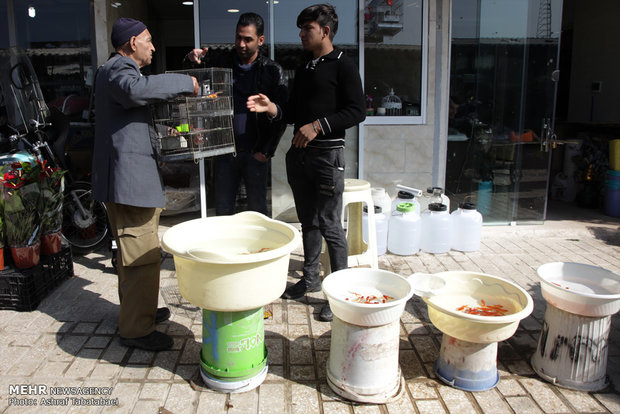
[92,17,199,351]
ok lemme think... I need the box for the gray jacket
[92,54,194,207]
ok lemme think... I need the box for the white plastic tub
[161,211,300,311]
[322,268,414,327]
[537,262,620,317]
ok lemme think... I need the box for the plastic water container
[605,170,620,218]
[419,187,450,213]
[387,202,421,255]
[420,203,452,254]
[391,191,421,216]
[477,181,493,216]
[363,206,388,255]
[371,187,392,218]
[451,202,483,252]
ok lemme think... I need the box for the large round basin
[161,211,301,311]
[537,262,620,317]
[417,271,533,343]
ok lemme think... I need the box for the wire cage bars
[151,68,235,162]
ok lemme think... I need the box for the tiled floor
[0,207,619,413]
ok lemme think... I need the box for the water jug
[451,202,483,252]
[362,206,388,255]
[420,203,452,254]
[391,190,421,216]
[371,187,392,218]
[387,202,421,255]
[419,187,450,213]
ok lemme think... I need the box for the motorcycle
[0,47,110,255]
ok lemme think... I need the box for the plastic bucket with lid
[200,308,268,390]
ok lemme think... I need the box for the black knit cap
[111,17,147,48]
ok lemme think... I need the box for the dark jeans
[215,152,270,216]
[286,146,347,284]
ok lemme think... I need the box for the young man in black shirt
[248,4,365,321]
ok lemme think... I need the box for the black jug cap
[428,202,447,212]
[363,205,383,213]
[396,190,414,199]
[459,202,476,210]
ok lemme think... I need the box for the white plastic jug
[387,202,421,255]
[451,202,483,252]
[420,203,452,254]
[419,187,450,213]
[362,206,388,255]
[391,190,421,216]
[371,187,392,217]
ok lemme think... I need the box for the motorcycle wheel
[62,181,109,255]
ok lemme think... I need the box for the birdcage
[151,68,235,162]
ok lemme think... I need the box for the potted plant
[1,161,42,269]
[38,160,66,255]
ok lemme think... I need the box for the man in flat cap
[92,17,199,351]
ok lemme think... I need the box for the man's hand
[191,76,200,96]
[187,47,208,64]
[253,152,268,163]
[247,94,277,117]
[292,123,317,148]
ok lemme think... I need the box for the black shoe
[319,303,333,322]
[120,331,173,352]
[155,307,171,324]
[281,279,321,300]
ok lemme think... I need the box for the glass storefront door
[446,0,563,224]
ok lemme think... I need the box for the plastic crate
[0,245,73,311]
[152,67,235,162]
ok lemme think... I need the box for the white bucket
[322,268,414,327]
[327,316,403,403]
[161,211,301,311]
[435,334,499,391]
[531,303,611,391]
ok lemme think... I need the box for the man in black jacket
[248,4,366,321]
[188,12,287,216]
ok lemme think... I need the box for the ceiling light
[28,6,36,18]
[111,2,122,8]
[227,9,240,13]
[182,1,193,5]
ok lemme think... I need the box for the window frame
[359,0,428,126]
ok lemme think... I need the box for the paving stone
[505,395,544,413]
[437,384,477,414]
[593,392,620,413]
[496,378,526,396]
[138,382,170,405]
[519,378,570,412]
[472,389,513,414]
[196,390,228,413]
[407,381,438,399]
[289,365,316,381]
[323,400,354,413]
[415,399,447,414]
[291,383,320,414]
[258,383,286,413]
[225,388,258,413]
[557,387,607,412]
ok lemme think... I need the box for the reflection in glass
[446,0,562,224]
[364,0,423,117]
